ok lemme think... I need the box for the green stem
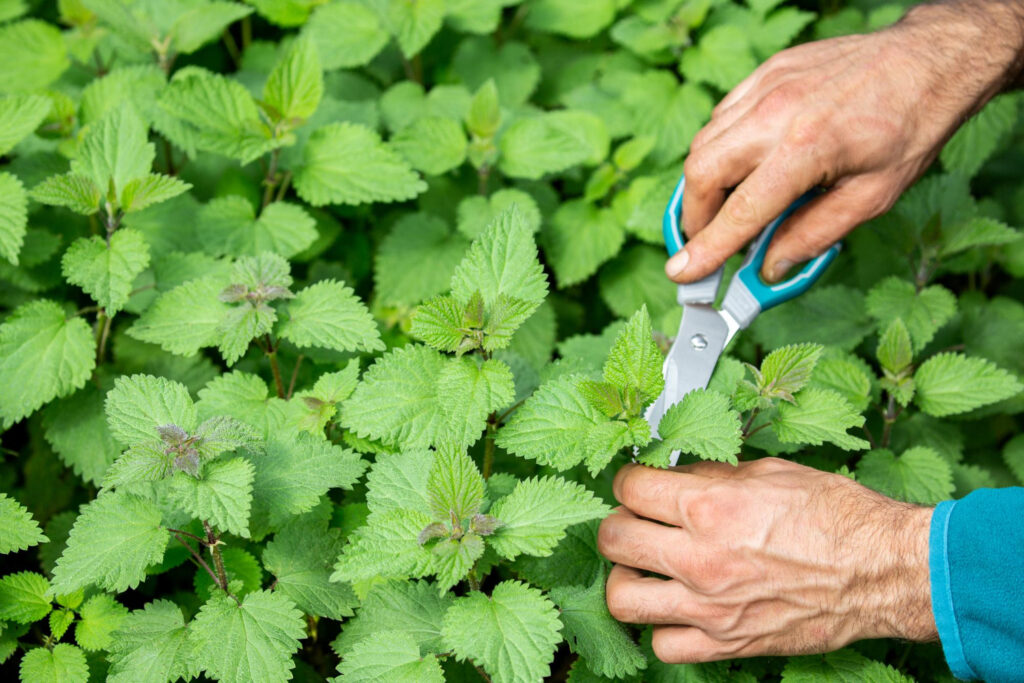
[286,354,304,400]
[203,520,234,601]
[477,165,490,196]
[95,309,112,364]
[166,527,206,545]
[266,334,286,398]
[880,394,897,448]
[171,530,220,589]
[221,28,242,69]
[261,148,281,209]
[275,170,293,203]
[483,417,496,479]
[241,15,252,50]
[740,407,760,438]
[467,570,481,592]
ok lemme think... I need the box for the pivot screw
[690,333,708,350]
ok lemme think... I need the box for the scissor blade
[644,305,730,462]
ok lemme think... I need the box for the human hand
[668,0,1024,284]
[597,458,937,663]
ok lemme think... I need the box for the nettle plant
[2,0,1024,682]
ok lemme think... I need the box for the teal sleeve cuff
[929,499,976,680]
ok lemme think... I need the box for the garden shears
[645,175,842,465]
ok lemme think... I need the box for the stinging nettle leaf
[74,593,129,651]
[0,171,28,265]
[61,229,151,315]
[640,389,742,467]
[104,374,197,448]
[427,444,485,522]
[278,279,384,353]
[264,36,323,124]
[0,93,51,155]
[856,447,954,505]
[167,457,255,538]
[303,0,389,69]
[106,599,202,683]
[865,277,955,352]
[0,571,52,623]
[772,387,869,451]
[877,318,913,375]
[603,305,664,407]
[913,352,1022,417]
[499,110,610,180]
[336,630,444,682]
[0,492,47,554]
[18,643,88,683]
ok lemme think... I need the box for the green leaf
[544,200,625,287]
[877,318,913,375]
[74,593,128,651]
[72,106,154,200]
[0,19,69,93]
[453,37,540,107]
[782,648,913,682]
[499,111,609,179]
[411,295,465,352]
[772,388,869,451]
[127,275,231,357]
[551,573,646,679]
[441,580,563,683]
[18,644,88,683]
[0,571,51,623]
[465,78,501,139]
[171,2,253,55]
[30,173,102,215]
[0,300,96,426]
[456,189,541,240]
[51,491,169,594]
[681,25,756,91]
[427,443,485,522]
[913,352,1022,417]
[278,279,384,353]
[524,0,616,38]
[621,72,714,165]
[200,198,317,259]
[264,36,323,124]
[364,451,434,519]
[513,519,605,591]
[302,1,388,69]
[190,590,305,683]
[1004,434,1024,485]
[120,174,191,215]
[294,122,426,206]
[0,173,27,266]
[939,216,1021,258]
[603,306,664,404]
[438,357,515,448]
[0,493,46,556]
[497,374,607,470]
[263,516,355,620]
[758,343,823,401]
[336,630,444,682]
[167,457,254,538]
[104,374,197,447]
[107,600,201,683]
[193,547,262,600]
[941,93,1019,177]
[332,579,454,657]
[599,244,677,322]
[331,508,436,583]
[865,277,955,351]
[856,447,954,505]
[640,389,742,466]
[489,476,609,560]
[432,533,486,592]
[375,213,469,306]
[61,230,151,315]
[0,93,50,155]
[751,285,871,352]
[341,345,447,449]
[392,116,468,175]
[380,0,445,57]
[50,609,75,640]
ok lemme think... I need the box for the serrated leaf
[128,275,231,356]
[51,491,169,594]
[751,285,871,351]
[877,318,913,374]
[524,0,616,38]
[772,387,869,451]
[392,116,467,176]
[782,648,913,682]
[336,630,444,682]
[0,493,46,554]
[865,277,955,351]
[104,374,197,447]
[18,644,88,683]
[441,580,563,683]
[544,199,625,287]
[681,24,756,91]
[551,573,646,679]
[499,110,609,179]
[167,457,254,538]
[72,106,154,200]
[456,189,541,240]
[438,356,515,448]
[856,447,954,505]
[264,36,323,124]
[278,279,384,353]
[939,216,1021,257]
[331,508,436,583]
[190,590,304,683]
[489,476,609,560]
[453,37,540,107]
[641,389,742,466]
[807,352,873,412]
[0,172,28,265]
[411,295,465,352]
[0,571,51,623]
[620,72,713,166]
[217,300,275,365]
[341,345,447,449]
[74,593,128,651]
[758,343,823,399]
[49,609,75,640]
[61,230,151,315]
[432,533,485,593]
[364,450,434,519]
[107,600,201,683]
[30,173,102,215]
[375,213,469,307]
[941,93,1018,178]
[332,579,454,657]
[603,306,664,404]
[120,174,191,214]
[599,244,677,321]
[102,441,174,489]
[171,2,253,54]
[0,19,69,93]
[380,0,445,57]
[263,516,355,620]
[913,352,1022,417]
[0,300,96,425]
[427,443,485,522]
[0,93,50,155]
[303,1,388,69]
[193,547,262,600]
[294,122,426,206]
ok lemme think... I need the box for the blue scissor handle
[662,173,841,326]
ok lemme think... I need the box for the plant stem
[241,15,252,50]
[203,520,231,595]
[483,417,496,479]
[275,170,292,202]
[467,570,481,592]
[477,165,490,196]
[494,398,525,426]
[880,394,897,448]
[740,407,760,437]
[474,665,492,683]
[166,527,207,545]
[286,354,304,400]
[221,28,242,69]
[262,148,281,209]
[266,334,286,398]
[163,138,177,176]
[744,422,770,440]
[95,309,112,364]
[171,530,221,588]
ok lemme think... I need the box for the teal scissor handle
[662,173,841,326]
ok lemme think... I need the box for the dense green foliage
[1,0,1023,681]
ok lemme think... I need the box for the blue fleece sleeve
[929,488,1024,681]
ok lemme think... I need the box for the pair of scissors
[644,174,842,465]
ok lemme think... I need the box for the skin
[605,1,1024,664]
[665,0,1024,284]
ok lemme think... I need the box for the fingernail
[666,249,690,278]
[768,259,793,282]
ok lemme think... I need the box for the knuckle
[596,516,620,554]
[604,582,634,622]
[680,492,722,533]
[785,114,825,149]
[650,630,681,663]
[754,86,796,119]
[749,456,790,474]
[683,152,716,189]
[722,189,761,228]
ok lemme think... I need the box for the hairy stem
[203,520,231,596]
[483,417,496,479]
[95,310,113,365]
[740,407,761,438]
[467,570,481,592]
[287,354,304,400]
[474,664,492,683]
[262,148,281,209]
[275,170,293,203]
[241,15,251,49]
[266,334,286,398]
[171,530,221,589]
[494,398,525,426]
[166,527,207,545]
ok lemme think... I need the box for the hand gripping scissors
[645,174,842,465]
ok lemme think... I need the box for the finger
[612,464,719,527]
[651,625,750,664]
[670,460,742,478]
[605,564,701,625]
[596,508,689,578]
[760,175,894,282]
[673,149,825,283]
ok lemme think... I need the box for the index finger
[612,463,714,528]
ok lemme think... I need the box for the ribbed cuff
[930,499,977,680]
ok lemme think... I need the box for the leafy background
[1,0,1023,681]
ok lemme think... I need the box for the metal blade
[643,304,732,465]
